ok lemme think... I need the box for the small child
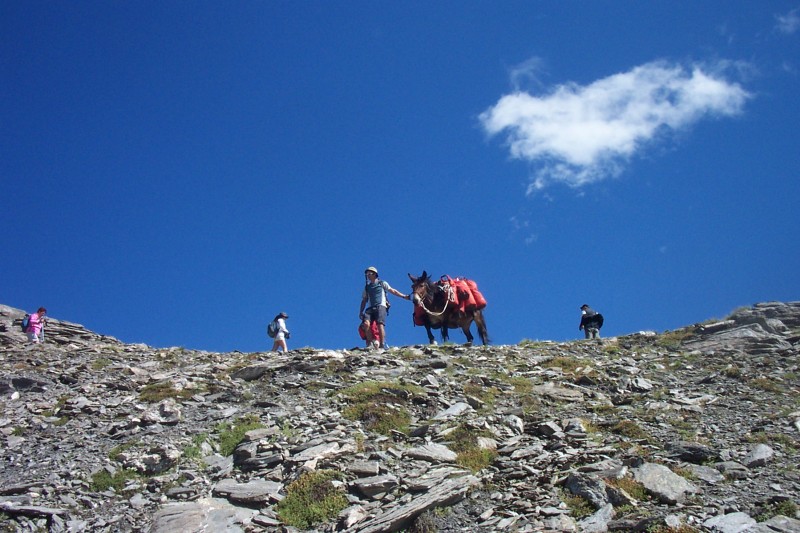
[358,321,381,349]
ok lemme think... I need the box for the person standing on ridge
[271,312,290,352]
[579,304,603,339]
[25,307,47,344]
[359,266,411,350]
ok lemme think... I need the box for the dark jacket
[580,307,603,329]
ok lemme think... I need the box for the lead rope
[416,283,453,317]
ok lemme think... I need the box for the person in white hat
[359,266,410,349]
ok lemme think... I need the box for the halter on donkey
[408,271,489,346]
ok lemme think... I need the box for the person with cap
[359,266,411,350]
[271,312,290,352]
[579,304,603,339]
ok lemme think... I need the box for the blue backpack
[20,314,30,332]
[267,320,279,338]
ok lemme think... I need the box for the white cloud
[509,57,546,92]
[480,60,750,193]
[776,8,800,34]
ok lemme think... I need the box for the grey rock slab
[149,497,258,533]
[230,362,288,381]
[291,441,342,462]
[404,442,458,463]
[212,479,282,504]
[347,460,381,477]
[746,515,800,533]
[531,383,585,402]
[715,461,749,480]
[685,464,725,484]
[743,443,774,468]
[354,475,480,533]
[141,399,182,426]
[564,473,608,510]
[0,501,69,518]
[667,441,719,464]
[352,474,399,499]
[577,503,614,533]
[502,414,525,434]
[405,466,472,492]
[702,511,757,532]
[340,505,369,529]
[432,402,473,420]
[633,463,699,504]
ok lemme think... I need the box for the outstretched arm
[388,287,411,300]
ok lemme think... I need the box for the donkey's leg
[441,326,450,343]
[462,323,474,346]
[424,324,437,345]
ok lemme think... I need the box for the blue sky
[3,1,799,352]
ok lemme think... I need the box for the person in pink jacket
[25,307,47,344]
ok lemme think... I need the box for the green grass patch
[657,328,695,349]
[518,339,551,349]
[746,431,797,451]
[109,441,138,462]
[456,447,496,473]
[275,470,348,529]
[343,402,411,435]
[215,414,265,456]
[541,356,589,376]
[603,344,621,355]
[340,380,423,435]
[446,424,497,473]
[323,359,348,376]
[139,381,195,403]
[611,420,653,442]
[671,466,697,481]
[509,376,533,395]
[463,381,500,408]
[722,365,743,379]
[90,468,140,492]
[755,500,798,522]
[750,378,785,393]
[562,493,594,519]
[91,357,112,370]
[182,433,208,461]
[397,348,424,361]
[645,525,701,533]
[606,476,648,500]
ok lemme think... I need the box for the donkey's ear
[408,273,417,282]
[422,270,428,279]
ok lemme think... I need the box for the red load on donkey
[409,271,489,346]
[442,275,487,313]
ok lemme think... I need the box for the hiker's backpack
[596,313,604,328]
[20,314,30,333]
[267,320,279,338]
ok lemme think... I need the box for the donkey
[408,271,489,346]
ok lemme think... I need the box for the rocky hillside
[1,302,799,533]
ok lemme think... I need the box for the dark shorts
[364,306,387,325]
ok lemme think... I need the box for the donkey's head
[408,271,432,305]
